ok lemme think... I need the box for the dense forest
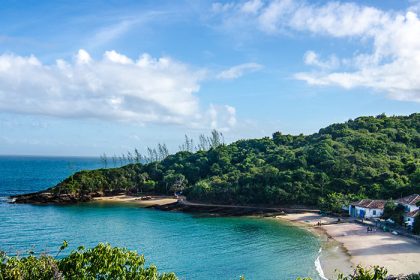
[21,113,420,206]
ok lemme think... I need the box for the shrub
[0,242,177,280]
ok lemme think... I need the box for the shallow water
[0,156,323,279]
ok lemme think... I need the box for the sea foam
[315,247,328,280]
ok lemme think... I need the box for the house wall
[406,205,419,213]
[349,206,383,218]
[404,216,415,227]
[397,202,419,213]
[400,204,419,227]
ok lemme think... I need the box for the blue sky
[0,0,419,156]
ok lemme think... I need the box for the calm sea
[0,156,323,280]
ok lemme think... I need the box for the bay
[0,156,323,280]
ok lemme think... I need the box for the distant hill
[13,113,420,206]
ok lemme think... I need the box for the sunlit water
[0,156,323,279]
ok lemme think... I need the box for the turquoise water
[0,156,323,279]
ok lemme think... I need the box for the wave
[315,247,328,280]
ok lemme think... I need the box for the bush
[406,273,420,280]
[0,242,177,280]
[337,265,387,280]
[297,265,388,280]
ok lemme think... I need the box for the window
[373,210,376,215]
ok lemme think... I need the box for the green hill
[14,113,420,206]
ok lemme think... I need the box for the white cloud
[0,50,237,129]
[303,51,339,70]
[207,104,237,131]
[217,62,262,80]
[240,0,263,14]
[212,0,420,102]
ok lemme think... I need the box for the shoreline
[10,194,420,278]
[89,195,352,279]
[273,214,353,279]
[275,212,420,278]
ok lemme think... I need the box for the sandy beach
[277,212,420,278]
[93,195,178,207]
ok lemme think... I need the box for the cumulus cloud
[212,0,420,102]
[0,49,237,128]
[217,62,262,80]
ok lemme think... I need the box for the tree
[158,143,169,160]
[209,129,223,148]
[382,200,405,225]
[164,173,187,194]
[134,148,142,163]
[179,135,194,152]
[382,200,396,219]
[0,242,177,280]
[100,153,108,168]
[319,192,346,214]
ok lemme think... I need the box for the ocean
[0,156,323,279]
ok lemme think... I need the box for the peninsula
[11,113,420,208]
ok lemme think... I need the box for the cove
[0,156,324,279]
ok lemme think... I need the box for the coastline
[273,213,353,279]
[89,195,353,279]
[10,192,420,278]
[275,212,420,278]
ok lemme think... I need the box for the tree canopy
[44,113,420,206]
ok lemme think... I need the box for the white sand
[277,213,420,277]
[324,222,420,276]
[93,195,177,207]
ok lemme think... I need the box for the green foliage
[0,251,58,280]
[298,265,388,280]
[337,265,387,280]
[406,273,420,280]
[382,200,397,219]
[382,201,405,225]
[47,114,420,207]
[0,243,177,280]
[319,192,364,214]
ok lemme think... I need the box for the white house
[397,194,420,212]
[396,194,420,227]
[404,209,419,227]
[349,199,385,219]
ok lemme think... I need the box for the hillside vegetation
[32,114,420,206]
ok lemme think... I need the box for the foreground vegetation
[2,243,419,280]
[0,242,176,280]
[36,113,419,207]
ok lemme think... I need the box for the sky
[0,0,419,156]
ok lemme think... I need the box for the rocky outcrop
[10,191,102,204]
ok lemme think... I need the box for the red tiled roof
[407,209,419,218]
[351,199,386,209]
[397,194,420,206]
